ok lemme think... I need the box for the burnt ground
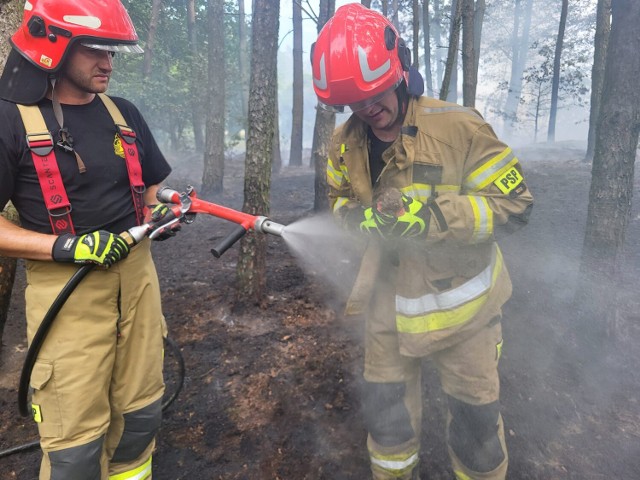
[2,142,640,479]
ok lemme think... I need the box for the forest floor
[1,141,640,479]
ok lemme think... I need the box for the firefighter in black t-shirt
[0,1,174,478]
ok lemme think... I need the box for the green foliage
[109,0,250,151]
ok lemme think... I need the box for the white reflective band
[314,53,327,89]
[63,15,102,29]
[358,46,391,82]
[469,195,493,242]
[396,244,498,316]
[370,451,419,471]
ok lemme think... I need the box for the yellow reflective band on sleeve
[32,404,43,423]
[340,143,347,155]
[464,148,519,192]
[396,245,503,333]
[496,338,504,360]
[326,158,344,188]
[494,166,524,194]
[468,195,494,242]
[108,455,152,480]
[332,196,350,213]
[369,448,419,476]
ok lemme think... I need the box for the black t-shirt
[368,127,393,187]
[0,95,172,234]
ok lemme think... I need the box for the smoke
[281,213,367,304]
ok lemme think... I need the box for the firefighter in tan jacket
[311,4,533,480]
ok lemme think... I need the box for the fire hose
[4,186,286,457]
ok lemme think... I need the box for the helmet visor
[317,78,402,113]
[81,42,144,54]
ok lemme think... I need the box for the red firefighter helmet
[11,0,143,72]
[311,3,411,111]
[0,0,143,104]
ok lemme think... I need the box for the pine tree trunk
[289,0,304,167]
[235,0,280,304]
[201,0,226,196]
[584,0,611,162]
[574,0,640,349]
[312,0,336,212]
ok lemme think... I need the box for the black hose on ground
[0,335,185,459]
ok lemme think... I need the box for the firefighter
[311,4,533,480]
[0,0,176,478]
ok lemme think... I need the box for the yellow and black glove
[144,203,182,241]
[52,231,130,267]
[384,194,431,238]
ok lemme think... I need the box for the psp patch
[494,167,524,195]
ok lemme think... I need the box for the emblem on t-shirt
[113,134,125,158]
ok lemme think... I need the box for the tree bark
[143,0,163,79]
[547,0,568,142]
[201,0,226,197]
[422,0,434,96]
[312,0,336,213]
[574,0,640,348]
[440,0,462,102]
[187,0,205,152]
[431,0,444,92]
[584,0,612,162]
[238,0,249,129]
[503,0,533,132]
[289,0,304,167]
[473,0,485,78]
[461,0,476,107]
[412,0,420,68]
[235,0,280,304]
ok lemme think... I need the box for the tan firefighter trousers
[363,270,508,480]
[25,239,166,479]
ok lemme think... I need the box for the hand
[144,203,181,241]
[365,191,431,239]
[382,194,431,238]
[337,205,389,237]
[52,231,130,267]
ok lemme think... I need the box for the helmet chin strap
[50,78,87,173]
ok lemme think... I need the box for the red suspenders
[16,95,145,234]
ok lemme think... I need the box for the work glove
[365,188,432,239]
[383,194,431,238]
[144,203,182,241]
[52,231,130,267]
[337,204,391,237]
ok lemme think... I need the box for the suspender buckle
[26,132,55,156]
[48,205,73,217]
[116,124,137,145]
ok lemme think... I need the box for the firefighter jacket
[327,95,534,357]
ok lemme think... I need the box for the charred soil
[2,143,640,479]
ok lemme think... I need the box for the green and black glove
[384,194,431,238]
[52,230,130,267]
[144,203,181,241]
[336,204,392,237]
